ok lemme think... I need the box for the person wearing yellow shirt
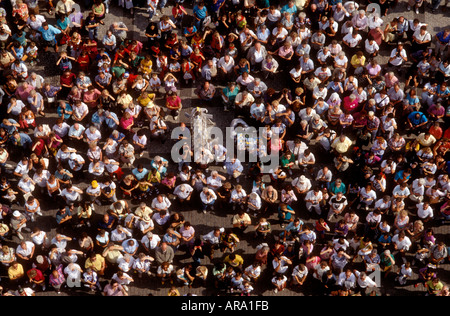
[85,253,106,276]
[331,134,353,155]
[137,91,156,108]
[139,55,153,79]
[223,253,244,270]
[350,51,366,75]
[8,261,25,287]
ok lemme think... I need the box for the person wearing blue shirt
[407,111,428,133]
[132,164,149,181]
[434,29,450,56]
[394,168,412,185]
[9,131,32,157]
[280,0,298,14]
[278,203,296,228]
[104,111,119,130]
[11,30,27,47]
[109,130,126,143]
[436,63,450,85]
[282,217,304,241]
[57,100,73,120]
[206,0,224,22]
[0,118,20,135]
[193,2,208,31]
[56,15,70,33]
[38,22,62,51]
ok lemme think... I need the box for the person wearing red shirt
[59,70,76,99]
[27,267,46,291]
[429,121,443,140]
[165,90,182,120]
[343,94,359,113]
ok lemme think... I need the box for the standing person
[38,22,61,52]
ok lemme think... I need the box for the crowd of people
[0,0,448,297]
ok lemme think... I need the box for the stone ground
[0,0,449,297]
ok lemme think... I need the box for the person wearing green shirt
[329,178,346,195]
[280,151,295,174]
[220,81,239,111]
[426,278,444,296]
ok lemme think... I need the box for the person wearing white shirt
[374,196,391,214]
[64,262,83,286]
[392,232,412,263]
[68,123,86,141]
[27,14,46,30]
[132,253,153,277]
[298,106,316,122]
[290,263,308,287]
[291,175,312,195]
[247,192,262,215]
[152,210,170,227]
[272,255,292,275]
[11,60,28,80]
[358,184,377,209]
[312,84,328,100]
[395,263,412,285]
[14,158,31,178]
[364,38,379,56]
[230,185,247,211]
[173,184,194,202]
[267,7,281,27]
[60,184,82,205]
[244,263,262,283]
[132,132,147,157]
[30,228,47,248]
[84,126,102,144]
[88,160,105,178]
[392,183,410,201]
[416,201,434,222]
[141,232,161,252]
[206,171,225,191]
[343,31,362,49]
[368,13,383,30]
[333,238,350,252]
[305,188,323,215]
[354,270,377,295]
[151,194,171,212]
[112,271,134,291]
[16,241,35,261]
[297,149,315,170]
[409,178,425,204]
[17,176,36,201]
[211,144,227,164]
[33,168,50,191]
[201,227,224,248]
[217,54,235,81]
[7,98,26,116]
[110,225,132,243]
[316,166,333,189]
[200,187,217,213]
[137,216,154,235]
[337,269,357,290]
[388,44,408,67]
[72,101,89,122]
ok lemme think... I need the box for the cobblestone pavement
[0,0,449,297]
